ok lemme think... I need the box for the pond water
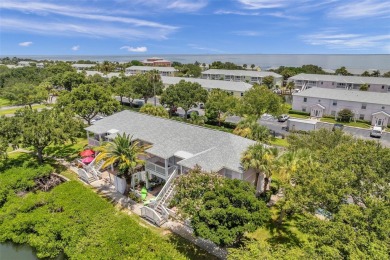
[0,243,39,260]
[0,243,66,260]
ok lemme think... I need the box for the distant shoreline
[1,54,390,70]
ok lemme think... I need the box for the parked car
[278,114,290,122]
[370,126,383,138]
[186,110,199,118]
[132,99,145,108]
[332,123,344,131]
[91,116,104,124]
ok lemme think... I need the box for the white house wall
[291,79,389,93]
[292,95,390,124]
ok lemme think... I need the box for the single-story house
[125,66,177,77]
[288,73,390,93]
[292,88,390,126]
[85,111,268,192]
[161,76,252,98]
[201,69,283,86]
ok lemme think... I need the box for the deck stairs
[141,166,179,226]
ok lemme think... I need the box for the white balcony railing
[145,160,175,180]
[88,138,101,147]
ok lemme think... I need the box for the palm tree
[250,64,255,71]
[234,116,271,143]
[147,70,161,106]
[241,143,278,194]
[95,133,150,179]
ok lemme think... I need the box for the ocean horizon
[1,54,390,70]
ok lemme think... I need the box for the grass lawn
[0,97,11,107]
[289,113,310,119]
[43,138,89,162]
[320,117,371,129]
[270,138,289,147]
[0,104,49,116]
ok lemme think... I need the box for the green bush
[288,110,310,116]
[0,174,185,259]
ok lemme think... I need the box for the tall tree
[205,89,237,126]
[14,108,82,163]
[241,143,278,193]
[238,84,285,119]
[335,66,351,76]
[132,73,163,104]
[233,116,271,143]
[57,83,120,125]
[160,80,208,119]
[262,75,275,89]
[147,70,162,106]
[250,64,255,70]
[3,83,48,109]
[59,71,87,91]
[95,133,149,179]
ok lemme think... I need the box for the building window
[240,92,244,97]
[332,82,334,85]
[332,100,337,106]
[361,103,367,109]
[359,114,365,120]
[302,107,306,112]
[331,111,336,116]
[225,171,233,179]
[318,99,321,102]
[321,81,323,84]
[382,85,385,89]
[382,106,385,109]
[303,97,307,102]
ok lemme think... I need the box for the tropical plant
[241,143,278,193]
[359,83,369,91]
[172,167,270,246]
[95,133,149,178]
[233,116,271,143]
[205,88,237,126]
[139,103,169,118]
[189,112,207,125]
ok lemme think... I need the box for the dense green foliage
[139,103,169,118]
[233,116,271,143]
[209,61,243,70]
[57,83,120,125]
[175,63,202,77]
[238,84,286,119]
[172,168,270,246]
[270,64,326,80]
[160,80,208,118]
[337,108,354,122]
[0,166,185,259]
[205,89,237,126]
[230,129,390,259]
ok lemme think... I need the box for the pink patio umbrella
[80,149,95,157]
[82,156,94,164]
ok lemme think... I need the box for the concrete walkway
[70,168,228,259]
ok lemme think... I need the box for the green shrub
[288,110,310,116]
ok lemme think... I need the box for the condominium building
[125,66,177,77]
[141,57,172,67]
[292,88,390,126]
[201,69,283,86]
[289,73,390,93]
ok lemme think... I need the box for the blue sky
[1,0,390,55]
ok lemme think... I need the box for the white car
[370,126,383,138]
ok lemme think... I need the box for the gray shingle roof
[85,111,255,173]
[294,88,390,106]
[202,69,283,78]
[161,76,252,92]
[290,73,390,85]
[125,66,177,72]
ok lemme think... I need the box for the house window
[361,103,367,109]
[321,81,323,84]
[388,86,390,92]
[302,107,306,112]
[332,82,334,85]
[303,97,307,102]
[332,100,337,106]
[359,114,365,120]
[382,106,385,109]
[318,99,321,102]
[240,92,244,97]
[225,171,233,179]
[331,111,336,116]
[382,85,385,89]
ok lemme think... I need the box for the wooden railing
[140,206,165,226]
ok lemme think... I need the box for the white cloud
[214,10,259,15]
[232,30,261,36]
[332,0,390,18]
[237,0,291,9]
[302,31,390,50]
[19,41,33,47]
[71,45,80,51]
[188,44,224,53]
[120,46,147,52]
[167,0,208,12]
[1,18,173,40]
